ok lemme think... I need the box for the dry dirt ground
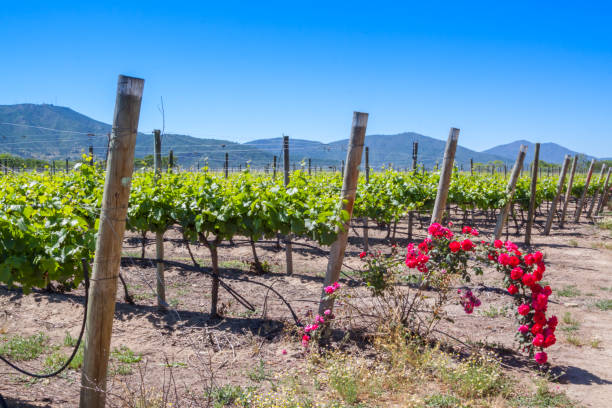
[1,209,611,407]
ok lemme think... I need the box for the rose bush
[355,222,556,365]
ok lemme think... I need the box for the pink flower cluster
[428,222,454,239]
[301,308,334,347]
[324,282,340,294]
[458,289,481,314]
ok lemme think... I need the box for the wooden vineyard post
[574,159,596,222]
[224,152,229,178]
[596,168,612,214]
[412,141,418,170]
[559,155,578,228]
[65,158,69,172]
[363,146,369,252]
[319,112,368,315]
[430,128,460,225]
[153,129,166,311]
[544,154,570,235]
[283,135,293,275]
[89,146,94,166]
[470,158,473,175]
[168,149,174,172]
[525,143,540,245]
[273,155,277,179]
[494,145,527,240]
[587,164,607,218]
[308,158,312,176]
[79,75,144,408]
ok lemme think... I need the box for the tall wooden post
[168,149,174,172]
[574,159,596,222]
[525,143,540,245]
[494,145,527,240]
[153,129,166,311]
[587,164,607,218]
[430,128,459,225]
[596,168,612,214]
[470,158,473,176]
[412,141,418,170]
[79,75,144,408]
[308,158,311,175]
[363,146,369,252]
[89,145,94,166]
[65,158,69,173]
[559,155,578,228]
[544,155,570,235]
[319,112,368,315]
[273,155,277,179]
[283,135,293,275]
[224,152,229,178]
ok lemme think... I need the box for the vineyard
[0,164,606,294]
[1,76,611,408]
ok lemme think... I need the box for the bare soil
[1,209,611,407]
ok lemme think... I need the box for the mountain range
[0,104,602,169]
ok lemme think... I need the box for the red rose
[518,304,530,316]
[418,241,429,253]
[547,315,558,328]
[460,239,475,251]
[359,251,366,259]
[471,229,479,236]
[531,323,543,335]
[449,241,461,253]
[510,267,524,280]
[509,256,520,267]
[524,253,535,265]
[533,251,543,263]
[533,311,546,325]
[535,352,547,364]
[544,334,556,348]
[493,240,503,249]
[532,333,545,347]
[462,226,472,233]
[507,284,518,295]
[522,274,536,287]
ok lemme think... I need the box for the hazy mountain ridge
[0,104,602,169]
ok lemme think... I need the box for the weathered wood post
[283,135,293,275]
[319,112,367,315]
[224,152,229,178]
[525,143,540,245]
[363,146,369,252]
[308,158,311,176]
[587,164,607,218]
[168,149,174,172]
[596,168,612,214]
[412,141,418,171]
[153,129,166,311]
[89,145,94,166]
[494,145,527,240]
[273,155,277,179]
[470,158,473,176]
[574,159,596,222]
[544,154,570,235]
[559,155,578,228]
[65,158,69,173]
[79,75,144,408]
[430,128,460,225]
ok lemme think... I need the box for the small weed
[169,298,180,308]
[511,381,576,407]
[557,285,581,298]
[0,333,47,361]
[560,312,580,332]
[594,299,612,311]
[424,394,465,407]
[589,337,602,349]
[247,359,270,383]
[63,332,78,347]
[110,346,142,376]
[210,385,250,408]
[566,333,584,347]
[568,239,578,247]
[479,305,508,318]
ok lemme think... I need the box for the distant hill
[481,140,596,164]
[0,104,273,168]
[1,104,602,170]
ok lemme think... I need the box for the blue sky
[1,1,611,156]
